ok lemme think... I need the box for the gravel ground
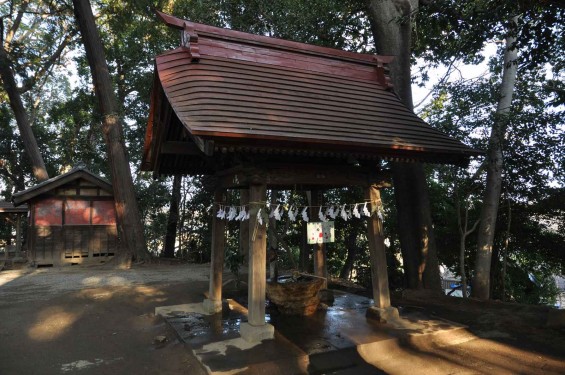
[0,263,210,306]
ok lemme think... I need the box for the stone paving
[158,290,472,374]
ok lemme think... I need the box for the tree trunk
[457,197,480,299]
[489,243,501,299]
[299,223,309,272]
[268,190,279,280]
[162,174,182,258]
[501,199,511,301]
[366,0,441,291]
[472,18,519,300]
[72,0,150,263]
[0,46,49,182]
[339,230,359,280]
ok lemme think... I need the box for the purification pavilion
[142,11,480,342]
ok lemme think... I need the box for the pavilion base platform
[240,322,275,342]
[156,290,474,375]
[365,306,400,323]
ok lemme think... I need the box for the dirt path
[1,265,564,374]
[0,264,210,375]
[0,263,210,305]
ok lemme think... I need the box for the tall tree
[0,106,27,194]
[0,48,48,181]
[72,0,150,263]
[162,175,182,258]
[366,0,442,291]
[0,0,74,182]
[472,17,519,299]
[416,0,564,302]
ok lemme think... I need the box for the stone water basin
[266,274,325,315]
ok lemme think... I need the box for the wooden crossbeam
[210,164,392,190]
[160,141,202,155]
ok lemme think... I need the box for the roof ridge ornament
[181,22,200,62]
[155,10,392,67]
[373,57,394,90]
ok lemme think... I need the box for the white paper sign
[307,221,335,244]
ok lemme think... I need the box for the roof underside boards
[0,202,28,214]
[143,14,482,175]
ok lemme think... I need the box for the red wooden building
[12,165,117,266]
[142,11,481,342]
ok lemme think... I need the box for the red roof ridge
[155,10,393,68]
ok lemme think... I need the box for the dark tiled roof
[12,165,112,205]
[0,201,28,213]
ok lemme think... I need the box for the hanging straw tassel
[301,207,309,222]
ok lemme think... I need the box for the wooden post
[203,189,226,314]
[310,189,328,289]
[365,185,399,322]
[240,182,274,342]
[247,183,267,325]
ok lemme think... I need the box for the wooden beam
[193,135,214,156]
[216,165,392,189]
[160,141,202,155]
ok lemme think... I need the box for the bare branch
[13,15,41,45]
[414,57,456,109]
[466,218,480,236]
[19,29,76,94]
[3,0,31,49]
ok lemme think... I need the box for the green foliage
[176,176,213,262]
[414,1,565,67]
[1,0,562,307]
[419,5,564,304]
[505,263,560,306]
[225,247,245,286]
[0,104,28,196]
[136,177,171,254]
[208,0,371,51]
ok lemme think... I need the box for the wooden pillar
[203,189,226,314]
[239,189,249,264]
[310,189,328,289]
[240,182,274,342]
[247,183,267,325]
[365,185,399,322]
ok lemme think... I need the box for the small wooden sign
[307,221,335,244]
